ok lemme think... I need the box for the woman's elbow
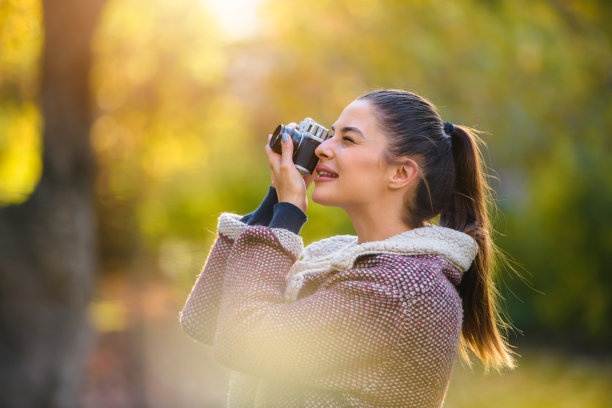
[179,307,214,345]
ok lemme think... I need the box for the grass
[445,347,612,408]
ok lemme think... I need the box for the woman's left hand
[265,132,315,214]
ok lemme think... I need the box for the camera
[269,118,331,175]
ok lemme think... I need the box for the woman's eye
[343,136,354,143]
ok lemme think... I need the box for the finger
[264,136,272,154]
[266,147,280,172]
[280,132,295,167]
[265,133,275,154]
[265,135,281,169]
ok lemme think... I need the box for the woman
[180,89,515,407]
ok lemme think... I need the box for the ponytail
[359,89,516,370]
[439,125,515,371]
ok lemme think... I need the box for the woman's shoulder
[348,252,463,298]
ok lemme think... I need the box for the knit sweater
[180,187,478,408]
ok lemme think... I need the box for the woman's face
[312,99,397,209]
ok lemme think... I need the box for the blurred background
[0,0,611,407]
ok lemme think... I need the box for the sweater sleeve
[179,213,249,345]
[180,185,307,344]
[268,201,307,235]
[240,185,307,234]
[212,225,405,382]
[240,186,278,226]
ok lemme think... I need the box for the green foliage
[446,348,612,408]
[253,0,612,345]
[501,137,612,345]
[0,0,42,204]
[1,0,611,345]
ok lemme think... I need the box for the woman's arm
[182,128,310,346]
[239,186,278,226]
[241,185,307,234]
[212,225,405,382]
[180,188,307,345]
[179,187,277,345]
[179,213,247,345]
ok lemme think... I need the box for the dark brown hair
[359,89,515,370]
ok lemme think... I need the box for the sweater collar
[283,224,477,302]
[300,224,478,273]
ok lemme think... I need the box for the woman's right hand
[267,121,298,189]
[265,123,313,213]
[267,134,276,188]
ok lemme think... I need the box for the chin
[311,187,340,207]
[311,187,329,205]
[311,189,324,205]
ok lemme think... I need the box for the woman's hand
[265,130,315,213]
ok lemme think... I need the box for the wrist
[240,186,279,226]
[269,202,308,234]
[279,199,306,213]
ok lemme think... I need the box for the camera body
[269,119,331,175]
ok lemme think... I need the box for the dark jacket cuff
[240,186,278,226]
[268,202,307,235]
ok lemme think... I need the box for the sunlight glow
[202,0,263,40]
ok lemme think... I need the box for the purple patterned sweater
[180,189,478,408]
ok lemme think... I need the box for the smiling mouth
[316,170,339,179]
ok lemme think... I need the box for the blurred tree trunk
[0,0,106,406]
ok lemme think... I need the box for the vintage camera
[269,118,331,175]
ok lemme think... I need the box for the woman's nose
[315,138,334,160]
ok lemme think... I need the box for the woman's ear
[388,159,419,190]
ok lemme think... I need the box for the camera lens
[270,124,303,156]
[268,120,329,175]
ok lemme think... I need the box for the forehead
[333,99,383,138]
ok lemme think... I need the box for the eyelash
[329,131,355,144]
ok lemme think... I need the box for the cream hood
[283,224,478,302]
[216,213,478,303]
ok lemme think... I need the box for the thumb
[281,132,295,167]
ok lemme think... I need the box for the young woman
[180,89,515,407]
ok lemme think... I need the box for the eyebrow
[331,125,366,138]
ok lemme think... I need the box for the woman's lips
[315,174,337,182]
[315,165,338,182]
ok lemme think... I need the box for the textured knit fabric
[180,211,478,408]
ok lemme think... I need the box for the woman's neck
[345,202,414,245]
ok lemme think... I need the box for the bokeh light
[1,0,611,406]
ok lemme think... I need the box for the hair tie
[443,121,454,135]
